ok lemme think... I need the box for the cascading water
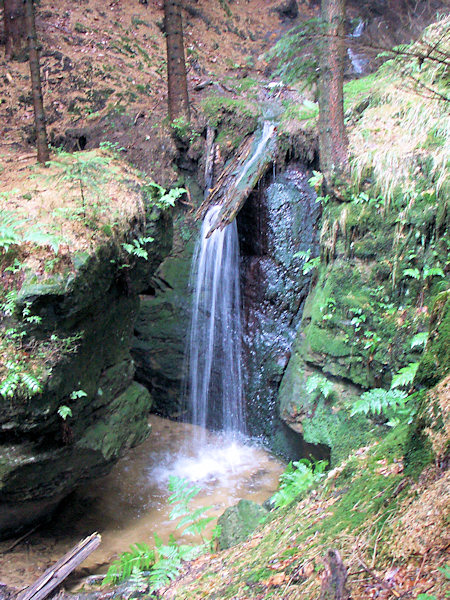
[186,204,244,436]
[348,20,368,75]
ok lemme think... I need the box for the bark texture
[164,0,190,123]
[3,0,27,59]
[24,0,49,163]
[318,0,348,186]
[319,549,351,600]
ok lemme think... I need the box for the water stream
[0,416,284,589]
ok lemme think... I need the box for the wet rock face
[132,180,203,417]
[238,164,320,456]
[0,206,171,538]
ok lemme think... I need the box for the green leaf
[391,362,419,389]
[23,230,63,254]
[58,405,72,420]
[402,267,421,280]
[410,332,428,349]
[423,266,445,279]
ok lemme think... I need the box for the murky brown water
[0,416,284,590]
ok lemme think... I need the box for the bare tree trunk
[164,0,190,123]
[3,0,27,59]
[319,549,351,600]
[24,0,49,163]
[318,0,348,188]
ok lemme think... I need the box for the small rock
[217,499,268,550]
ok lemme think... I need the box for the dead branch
[16,533,101,600]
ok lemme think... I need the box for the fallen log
[16,533,101,600]
[195,122,277,235]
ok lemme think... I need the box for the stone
[0,184,171,537]
[217,499,268,550]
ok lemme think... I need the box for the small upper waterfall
[348,20,368,75]
[186,204,244,436]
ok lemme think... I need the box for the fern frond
[391,362,419,389]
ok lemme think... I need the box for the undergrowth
[103,476,220,590]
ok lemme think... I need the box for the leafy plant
[350,388,408,417]
[0,210,26,253]
[103,476,216,587]
[294,249,320,275]
[122,236,154,261]
[143,181,186,209]
[272,459,327,509]
[305,374,334,399]
[390,362,419,389]
[70,389,87,400]
[0,360,42,399]
[410,332,428,349]
[46,150,115,221]
[168,476,214,540]
[103,543,156,584]
[57,405,72,420]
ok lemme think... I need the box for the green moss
[416,291,450,387]
[302,398,376,465]
[200,96,260,155]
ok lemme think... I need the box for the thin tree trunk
[318,0,348,187]
[164,0,190,123]
[24,0,49,163]
[3,0,27,59]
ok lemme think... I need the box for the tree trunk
[318,0,348,187]
[163,0,190,123]
[24,0,49,163]
[319,549,351,600]
[3,0,27,59]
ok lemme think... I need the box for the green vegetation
[201,96,261,152]
[271,459,327,508]
[103,476,219,589]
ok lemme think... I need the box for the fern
[0,211,26,253]
[402,267,421,280]
[272,459,327,509]
[103,543,156,585]
[390,362,419,389]
[423,266,445,279]
[23,229,64,254]
[305,374,334,399]
[350,388,408,417]
[410,332,428,349]
[168,475,203,519]
[102,476,216,589]
[147,545,182,593]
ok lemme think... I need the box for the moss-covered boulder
[0,155,172,537]
[278,174,447,464]
[217,499,268,550]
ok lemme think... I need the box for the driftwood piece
[16,533,101,600]
[195,124,277,235]
[319,549,351,600]
[204,126,216,195]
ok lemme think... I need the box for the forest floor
[0,0,304,185]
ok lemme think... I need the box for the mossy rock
[217,499,268,550]
[415,291,450,388]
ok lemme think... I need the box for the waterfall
[186,204,244,436]
[348,20,368,75]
